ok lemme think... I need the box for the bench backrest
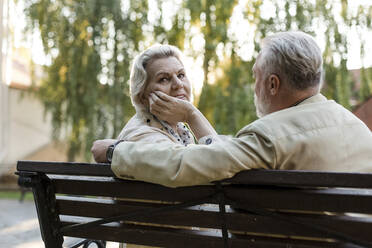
[17,161,372,248]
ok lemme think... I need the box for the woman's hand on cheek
[149,91,195,123]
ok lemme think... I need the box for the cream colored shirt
[112,94,372,187]
[117,112,194,146]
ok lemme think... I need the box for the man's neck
[270,87,320,114]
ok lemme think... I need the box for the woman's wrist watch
[106,140,124,163]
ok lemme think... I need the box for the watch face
[106,145,115,163]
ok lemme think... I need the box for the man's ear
[268,74,280,95]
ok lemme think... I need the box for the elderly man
[92,31,372,187]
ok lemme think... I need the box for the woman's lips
[175,94,187,100]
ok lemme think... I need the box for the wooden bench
[16,160,372,248]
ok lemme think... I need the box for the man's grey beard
[254,93,264,118]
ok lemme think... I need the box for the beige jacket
[112,94,372,187]
[117,112,194,145]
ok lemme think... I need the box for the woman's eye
[178,73,185,79]
[159,77,169,83]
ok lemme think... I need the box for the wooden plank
[222,170,372,189]
[52,177,372,213]
[59,221,356,248]
[52,177,217,202]
[18,161,372,189]
[61,221,226,248]
[17,160,114,177]
[56,196,372,243]
[225,186,372,214]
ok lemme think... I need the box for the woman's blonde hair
[130,44,183,114]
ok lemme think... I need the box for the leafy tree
[24,0,147,160]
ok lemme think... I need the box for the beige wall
[5,87,52,164]
[0,0,10,164]
[0,87,69,176]
[0,84,9,163]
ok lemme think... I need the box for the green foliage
[196,0,372,135]
[23,0,372,159]
[25,0,146,160]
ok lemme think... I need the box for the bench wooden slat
[61,221,227,248]
[225,186,372,214]
[60,221,353,248]
[17,160,113,177]
[52,177,217,203]
[18,161,372,189]
[51,177,372,213]
[223,170,372,188]
[56,196,372,243]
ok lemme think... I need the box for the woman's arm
[149,91,217,140]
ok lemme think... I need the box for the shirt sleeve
[111,132,276,187]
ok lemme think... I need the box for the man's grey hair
[259,31,323,90]
[130,44,183,114]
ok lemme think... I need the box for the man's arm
[111,133,275,187]
[91,127,190,163]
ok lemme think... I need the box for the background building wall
[353,97,372,131]
[0,0,68,178]
[5,86,53,163]
[0,0,10,167]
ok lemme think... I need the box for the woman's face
[142,56,191,105]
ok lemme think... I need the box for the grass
[0,190,34,201]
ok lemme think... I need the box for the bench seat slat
[225,186,372,214]
[60,222,356,248]
[223,170,372,188]
[56,197,372,243]
[18,161,372,189]
[51,178,372,213]
[17,160,114,177]
[52,178,217,203]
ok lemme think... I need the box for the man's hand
[91,139,117,163]
[149,91,195,123]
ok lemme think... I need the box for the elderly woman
[92,44,216,163]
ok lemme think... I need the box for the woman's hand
[149,91,195,123]
[149,91,218,140]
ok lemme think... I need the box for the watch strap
[106,140,124,163]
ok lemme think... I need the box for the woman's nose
[171,76,183,89]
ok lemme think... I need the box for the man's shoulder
[237,98,361,139]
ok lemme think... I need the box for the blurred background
[0,0,372,185]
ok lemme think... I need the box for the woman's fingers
[149,91,189,123]
[150,93,168,108]
[149,94,169,116]
[154,91,172,102]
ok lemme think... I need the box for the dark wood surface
[56,196,372,242]
[52,177,216,202]
[222,169,372,188]
[18,160,372,188]
[49,176,372,213]
[17,160,114,177]
[60,221,351,248]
